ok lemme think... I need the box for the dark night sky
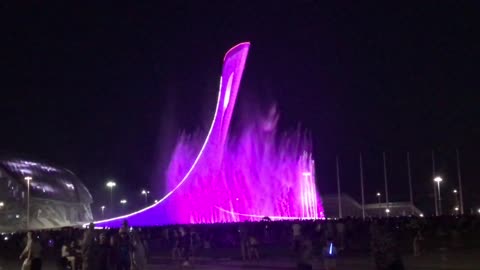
[1,2,479,215]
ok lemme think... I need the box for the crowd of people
[1,214,479,270]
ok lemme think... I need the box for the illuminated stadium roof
[0,158,92,204]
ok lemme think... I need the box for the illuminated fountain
[92,42,323,227]
[166,106,322,223]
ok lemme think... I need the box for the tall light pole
[434,177,443,215]
[120,199,127,213]
[453,189,459,209]
[141,189,150,205]
[376,192,382,204]
[101,205,106,217]
[106,181,116,216]
[24,176,32,229]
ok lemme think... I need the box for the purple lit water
[166,106,323,223]
[93,42,323,227]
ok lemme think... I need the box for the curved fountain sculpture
[90,42,323,227]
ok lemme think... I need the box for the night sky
[1,2,479,215]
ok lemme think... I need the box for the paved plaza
[2,250,479,270]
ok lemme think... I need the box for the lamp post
[141,189,150,205]
[120,199,127,212]
[376,192,381,204]
[453,189,459,208]
[434,177,443,215]
[385,208,391,216]
[24,176,32,229]
[106,181,116,216]
[101,205,106,217]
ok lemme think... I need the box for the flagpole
[336,155,342,218]
[407,152,414,214]
[383,152,389,211]
[359,153,365,220]
[456,148,464,215]
[432,150,438,216]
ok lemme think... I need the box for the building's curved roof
[0,158,92,204]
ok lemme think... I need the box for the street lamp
[434,177,443,215]
[106,180,116,215]
[0,201,4,208]
[120,199,127,205]
[376,192,381,204]
[454,207,459,213]
[101,205,106,217]
[385,208,390,216]
[141,189,150,205]
[24,176,32,229]
[453,189,459,207]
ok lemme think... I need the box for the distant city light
[120,199,127,204]
[0,202,4,207]
[15,214,20,219]
[141,190,150,195]
[106,181,116,188]
[154,200,158,203]
[376,192,381,197]
[419,213,424,217]
[101,206,105,210]
[453,189,458,193]
[385,208,390,213]
[454,207,459,211]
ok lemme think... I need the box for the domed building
[0,158,93,231]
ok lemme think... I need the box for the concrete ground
[2,250,479,270]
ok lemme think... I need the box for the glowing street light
[454,207,459,212]
[24,176,32,229]
[120,200,127,214]
[385,208,390,216]
[141,189,150,205]
[477,208,480,214]
[453,189,459,207]
[154,200,158,203]
[434,177,443,215]
[106,180,116,215]
[0,201,4,208]
[419,213,424,218]
[101,205,106,217]
[376,192,381,204]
